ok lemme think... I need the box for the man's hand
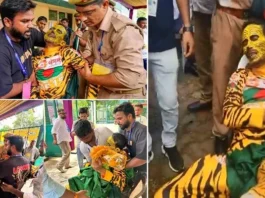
[28,71,38,86]
[76,190,89,198]
[1,182,15,193]
[182,31,194,57]
[53,140,58,145]
[77,65,91,80]
[91,160,105,174]
[74,29,83,38]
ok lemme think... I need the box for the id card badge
[149,0,158,17]
[22,81,31,99]
[92,59,114,76]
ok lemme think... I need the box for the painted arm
[223,69,265,129]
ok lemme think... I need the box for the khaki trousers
[194,11,213,102]
[211,10,245,134]
[57,141,71,169]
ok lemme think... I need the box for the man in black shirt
[0,0,45,99]
[0,136,30,198]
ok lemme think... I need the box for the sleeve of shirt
[51,120,59,135]
[43,169,65,198]
[111,25,146,89]
[223,69,264,129]
[134,125,147,160]
[0,49,14,96]
[31,28,45,47]
[62,47,87,69]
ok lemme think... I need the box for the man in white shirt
[52,109,72,173]
[134,104,147,126]
[24,140,40,164]
[73,120,113,163]
[137,17,147,70]
[71,107,95,169]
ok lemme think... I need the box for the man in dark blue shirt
[149,0,194,172]
[0,0,45,99]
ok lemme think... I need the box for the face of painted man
[44,25,67,46]
[242,24,265,64]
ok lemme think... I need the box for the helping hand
[182,32,194,57]
[91,159,105,174]
[1,182,15,193]
[76,190,90,198]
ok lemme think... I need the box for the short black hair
[242,19,265,33]
[37,16,47,22]
[7,135,24,152]
[74,120,93,138]
[137,17,147,24]
[113,133,127,150]
[79,107,88,115]
[58,108,64,113]
[135,104,143,109]
[0,0,36,25]
[61,18,69,23]
[113,102,136,119]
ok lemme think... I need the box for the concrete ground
[44,153,80,188]
[148,69,215,197]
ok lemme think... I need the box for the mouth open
[247,49,258,59]
[48,32,56,38]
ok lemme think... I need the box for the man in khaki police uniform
[69,0,146,99]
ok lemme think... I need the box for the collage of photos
[0,0,265,197]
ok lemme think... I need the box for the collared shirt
[80,127,113,162]
[136,115,147,126]
[192,0,216,14]
[51,118,72,144]
[218,0,253,9]
[83,7,146,91]
[120,121,147,172]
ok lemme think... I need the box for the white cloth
[136,115,147,126]
[218,0,253,9]
[173,0,180,19]
[51,118,72,144]
[80,127,113,162]
[24,147,40,162]
[238,55,249,69]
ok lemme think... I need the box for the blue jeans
[77,147,84,169]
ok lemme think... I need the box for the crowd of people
[48,102,147,197]
[149,0,265,197]
[0,0,147,99]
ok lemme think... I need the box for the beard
[120,120,131,130]
[7,149,12,156]
[10,27,31,40]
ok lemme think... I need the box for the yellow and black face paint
[242,24,265,64]
[44,25,67,46]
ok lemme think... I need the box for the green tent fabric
[63,71,79,99]
[68,166,134,198]
[227,142,265,198]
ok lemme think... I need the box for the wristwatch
[183,26,194,33]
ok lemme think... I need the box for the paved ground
[148,69,215,197]
[44,153,80,188]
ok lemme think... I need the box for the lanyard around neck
[4,30,28,79]
[97,31,105,54]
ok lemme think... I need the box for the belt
[217,4,249,19]
[103,87,143,94]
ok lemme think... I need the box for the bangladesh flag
[36,66,64,81]
[243,87,265,104]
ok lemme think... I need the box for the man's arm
[176,0,194,57]
[0,183,24,198]
[126,158,146,169]
[78,25,146,88]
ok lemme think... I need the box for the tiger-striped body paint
[155,68,265,198]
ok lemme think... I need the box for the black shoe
[187,101,212,112]
[148,151,154,163]
[162,145,184,172]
